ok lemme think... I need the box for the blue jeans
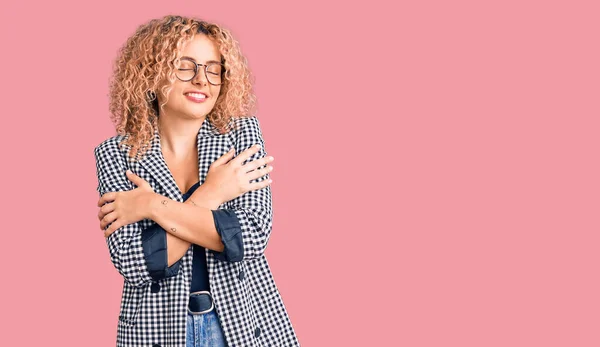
[186,309,227,347]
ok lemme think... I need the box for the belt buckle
[188,290,214,315]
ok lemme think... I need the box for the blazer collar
[126,117,221,201]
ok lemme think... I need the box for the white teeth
[186,92,206,99]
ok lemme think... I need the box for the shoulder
[233,115,261,127]
[231,115,264,142]
[93,134,128,161]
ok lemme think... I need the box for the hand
[97,170,156,238]
[202,144,274,205]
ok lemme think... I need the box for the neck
[157,111,205,159]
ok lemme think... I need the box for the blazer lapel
[124,117,222,202]
[136,130,182,202]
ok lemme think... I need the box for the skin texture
[97,34,274,266]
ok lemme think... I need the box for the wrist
[190,185,222,210]
[146,192,164,220]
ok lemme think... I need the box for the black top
[140,180,243,285]
[181,181,210,292]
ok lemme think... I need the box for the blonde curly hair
[108,15,258,160]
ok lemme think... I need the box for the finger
[247,178,272,192]
[100,210,113,229]
[126,170,148,187]
[243,155,274,173]
[100,211,118,230]
[97,192,117,207]
[104,226,113,238]
[247,164,273,181]
[97,202,115,221]
[104,225,114,238]
[104,219,123,238]
[213,147,236,166]
[229,144,262,167]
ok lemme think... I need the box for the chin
[188,110,211,119]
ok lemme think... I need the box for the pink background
[1,0,599,346]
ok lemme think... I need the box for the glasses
[175,57,225,86]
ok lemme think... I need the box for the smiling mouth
[184,92,208,102]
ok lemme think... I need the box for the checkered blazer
[94,116,300,347]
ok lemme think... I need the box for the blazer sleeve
[211,116,274,262]
[94,144,180,287]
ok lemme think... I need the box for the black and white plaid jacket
[94,116,300,347]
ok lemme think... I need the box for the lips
[183,91,208,103]
[184,90,209,98]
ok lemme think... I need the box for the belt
[188,291,215,315]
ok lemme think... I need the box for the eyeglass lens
[176,59,223,85]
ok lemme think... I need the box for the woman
[94,15,300,347]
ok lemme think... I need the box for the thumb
[126,170,146,186]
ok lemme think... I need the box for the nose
[192,67,208,86]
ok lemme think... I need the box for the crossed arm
[146,186,225,267]
[95,116,273,287]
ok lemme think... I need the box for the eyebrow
[181,56,222,64]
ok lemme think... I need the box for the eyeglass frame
[175,57,226,86]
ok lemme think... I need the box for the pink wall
[1,0,599,346]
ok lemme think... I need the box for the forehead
[180,34,221,62]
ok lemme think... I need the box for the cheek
[211,93,222,106]
[213,87,222,99]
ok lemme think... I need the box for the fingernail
[126,169,131,174]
